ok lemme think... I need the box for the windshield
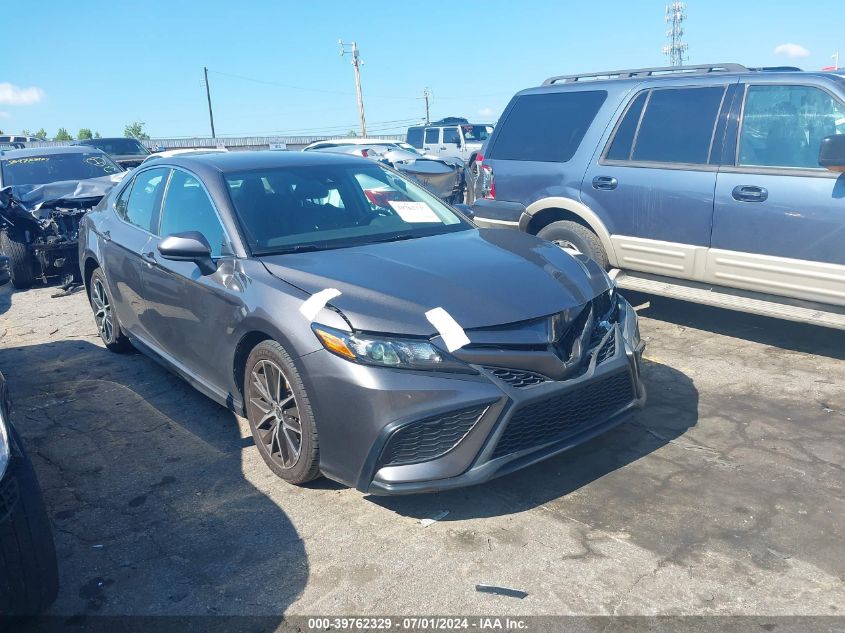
[1,152,123,186]
[78,138,150,155]
[225,163,471,255]
[461,124,494,142]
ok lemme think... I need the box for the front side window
[224,164,470,255]
[630,86,725,164]
[406,127,424,148]
[461,124,493,142]
[124,167,168,232]
[489,90,607,162]
[738,84,845,169]
[424,128,440,144]
[158,170,232,257]
[442,128,461,145]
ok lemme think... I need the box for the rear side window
[407,127,424,148]
[424,128,440,144]
[630,86,725,164]
[606,91,649,160]
[124,167,169,233]
[490,90,607,162]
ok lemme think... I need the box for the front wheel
[245,340,321,485]
[537,220,609,270]
[0,230,35,289]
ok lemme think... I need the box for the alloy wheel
[249,359,302,469]
[91,278,114,342]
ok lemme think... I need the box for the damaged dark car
[0,146,125,288]
[79,151,645,494]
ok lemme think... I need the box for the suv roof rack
[543,63,750,85]
[747,66,802,72]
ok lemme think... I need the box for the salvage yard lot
[0,283,843,617]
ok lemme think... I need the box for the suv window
[738,84,845,169]
[424,128,440,144]
[606,91,649,160]
[630,86,725,164]
[124,167,168,232]
[407,127,424,148]
[159,169,232,257]
[490,90,607,162]
[442,127,461,145]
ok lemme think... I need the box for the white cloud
[0,83,45,105]
[774,43,811,58]
[0,111,10,119]
[479,107,496,117]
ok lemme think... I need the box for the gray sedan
[78,151,645,494]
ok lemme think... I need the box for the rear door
[100,167,169,341]
[423,127,441,154]
[582,82,731,280]
[709,81,845,306]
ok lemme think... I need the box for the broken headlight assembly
[312,324,475,374]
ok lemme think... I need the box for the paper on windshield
[388,201,440,223]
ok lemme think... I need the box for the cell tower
[663,2,688,66]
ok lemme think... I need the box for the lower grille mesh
[492,371,635,458]
[380,405,488,466]
[485,367,549,388]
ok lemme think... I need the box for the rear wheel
[537,220,609,270]
[88,268,131,352]
[0,230,35,289]
[245,340,320,485]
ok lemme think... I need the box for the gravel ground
[0,282,843,620]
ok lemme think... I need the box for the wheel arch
[82,255,100,294]
[520,197,619,267]
[232,330,275,414]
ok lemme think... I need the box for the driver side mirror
[452,203,474,220]
[157,231,218,275]
[819,135,845,171]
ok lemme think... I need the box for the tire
[0,230,35,289]
[244,340,321,485]
[88,268,131,352]
[537,220,609,270]
[0,425,59,616]
[465,160,480,205]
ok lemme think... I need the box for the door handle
[101,230,111,242]
[732,185,768,202]
[141,251,157,266]
[592,176,618,190]
[439,146,447,150]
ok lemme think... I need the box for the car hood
[260,228,611,336]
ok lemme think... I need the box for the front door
[423,127,441,155]
[582,84,730,279]
[140,167,243,391]
[440,126,464,159]
[710,82,845,306]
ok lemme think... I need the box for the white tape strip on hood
[425,307,470,353]
[299,288,342,322]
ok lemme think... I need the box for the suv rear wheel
[538,220,609,270]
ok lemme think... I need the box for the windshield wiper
[370,234,419,244]
[263,244,332,255]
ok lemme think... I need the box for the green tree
[346,129,358,138]
[55,128,73,141]
[20,129,31,136]
[77,128,94,140]
[124,121,150,140]
[94,131,101,138]
[35,128,47,139]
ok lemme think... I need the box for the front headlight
[312,324,475,374]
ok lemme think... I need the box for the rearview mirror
[452,203,475,219]
[158,231,217,275]
[818,135,845,171]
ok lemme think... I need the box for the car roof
[159,149,369,175]
[0,145,108,159]
[71,137,140,143]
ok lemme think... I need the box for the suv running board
[614,271,845,330]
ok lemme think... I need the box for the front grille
[491,371,635,458]
[485,367,548,388]
[595,335,616,364]
[380,405,488,466]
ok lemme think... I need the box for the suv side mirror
[158,231,217,275]
[452,203,475,220]
[819,135,845,171]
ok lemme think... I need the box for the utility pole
[662,2,688,67]
[339,40,367,137]
[203,66,216,139]
[422,88,431,125]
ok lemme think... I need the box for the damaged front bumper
[305,298,646,494]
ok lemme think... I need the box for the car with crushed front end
[78,151,645,494]
[0,146,125,288]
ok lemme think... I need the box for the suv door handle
[592,176,618,190]
[101,230,111,242]
[141,251,157,266]
[732,185,768,202]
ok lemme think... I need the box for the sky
[1,0,842,139]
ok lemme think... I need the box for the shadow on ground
[0,338,307,619]
[369,358,698,522]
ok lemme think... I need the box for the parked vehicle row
[469,63,845,329]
